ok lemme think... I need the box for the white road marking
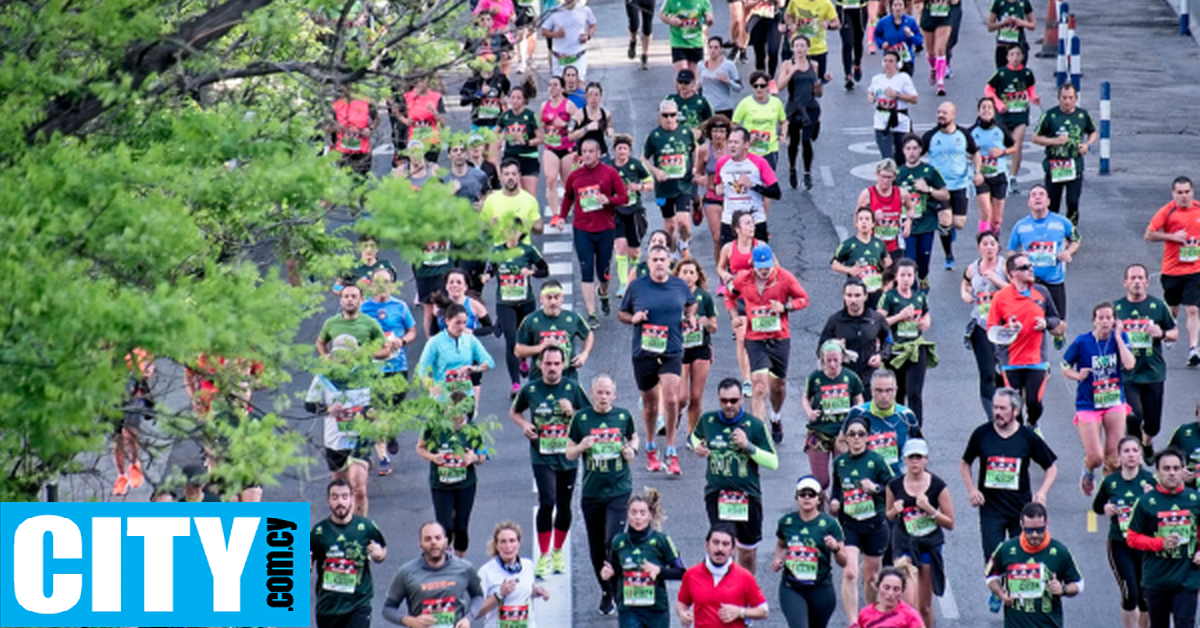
[532,506,573,628]
[821,166,835,187]
[939,577,960,620]
[548,261,574,276]
[543,241,574,255]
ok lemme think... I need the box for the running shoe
[853,65,862,82]
[727,46,739,61]
[691,201,704,227]
[515,61,528,75]
[388,437,400,455]
[918,278,930,294]
[112,475,129,496]
[789,168,798,189]
[599,292,611,315]
[716,282,726,296]
[552,549,566,573]
[936,85,946,97]
[666,454,682,475]
[1053,335,1065,351]
[868,40,877,54]
[128,461,144,489]
[738,48,748,64]
[988,592,1002,613]
[378,458,393,476]
[742,381,753,397]
[771,419,784,445]
[804,172,813,190]
[943,255,955,270]
[535,553,552,579]
[599,591,616,615]
[1080,467,1096,496]
[640,55,649,71]
[1009,177,1021,195]
[1189,347,1200,367]
[945,65,954,79]
[510,381,521,398]
[646,449,663,472]
[844,77,855,91]
[628,38,637,60]
[587,313,601,330]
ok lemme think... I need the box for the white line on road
[548,262,574,276]
[821,166,835,188]
[543,241,573,255]
[939,578,960,620]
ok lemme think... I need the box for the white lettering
[126,517,190,612]
[195,517,260,612]
[13,515,82,614]
[91,518,121,612]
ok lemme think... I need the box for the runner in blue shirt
[359,268,419,476]
[1008,184,1080,347]
[921,101,980,271]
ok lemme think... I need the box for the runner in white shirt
[713,127,781,247]
[866,50,919,162]
[541,0,598,80]
[476,521,550,628]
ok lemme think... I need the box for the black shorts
[745,337,791,378]
[719,221,770,246]
[946,187,969,217]
[704,491,764,547]
[317,606,372,628]
[325,445,373,473]
[683,344,713,364]
[762,152,778,172]
[515,5,537,28]
[842,517,889,556]
[547,146,574,159]
[633,353,684,391]
[615,209,649,247]
[506,154,539,176]
[1162,273,1200,308]
[415,272,447,303]
[997,111,1030,131]
[977,173,1009,199]
[657,194,690,220]
[920,13,953,31]
[672,47,704,63]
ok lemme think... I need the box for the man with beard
[482,158,543,246]
[311,479,388,628]
[383,522,483,628]
[317,284,389,358]
[515,280,595,381]
[921,101,981,270]
[445,137,491,209]
[1115,263,1177,460]
[676,524,769,627]
[817,279,892,399]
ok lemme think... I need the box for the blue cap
[752,244,774,269]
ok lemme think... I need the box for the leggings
[1002,368,1047,428]
[968,323,999,419]
[1125,380,1166,440]
[979,511,1021,563]
[1036,279,1067,325]
[945,1,963,63]
[582,493,630,590]
[838,6,867,78]
[895,346,928,428]
[778,580,837,628]
[786,118,820,173]
[497,301,537,384]
[533,464,577,534]
[903,231,935,281]
[1144,587,1197,628]
[748,14,782,79]
[1107,538,1148,612]
[626,0,655,36]
[574,228,614,283]
[431,484,477,553]
[1046,174,1084,225]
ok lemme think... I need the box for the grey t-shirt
[447,166,491,204]
[382,555,483,624]
[698,59,743,112]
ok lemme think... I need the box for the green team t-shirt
[609,530,681,612]
[311,515,387,616]
[421,422,486,490]
[692,410,776,499]
[1033,106,1097,180]
[878,289,929,342]
[776,512,844,586]
[512,377,591,470]
[643,126,696,199]
[1093,468,1155,541]
[831,236,889,293]
[608,157,653,208]
[1128,486,1200,591]
[897,163,946,236]
[498,109,540,158]
[733,96,788,156]
[490,243,543,306]
[987,66,1037,125]
[989,0,1034,44]
[662,0,712,48]
[1168,423,1200,488]
[785,0,838,55]
[985,538,1082,626]
[515,309,591,380]
[804,369,864,436]
[666,93,714,137]
[1113,296,1175,384]
[831,450,894,523]
[320,314,385,347]
[683,288,717,350]
[568,406,637,500]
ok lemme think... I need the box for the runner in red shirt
[676,525,769,628]
[1145,176,1200,366]
[856,159,915,263]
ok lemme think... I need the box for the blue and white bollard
[1056,11,1069,87]
[1183,0,1192,35]
[1068,15,1081,90]
[1099,82,1110,175]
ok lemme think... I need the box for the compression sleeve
[1125,529,1165,553]
[749,445,779,470]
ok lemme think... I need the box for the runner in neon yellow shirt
[784,0,840,73]
[732,70,788,168]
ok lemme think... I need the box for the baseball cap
[676,69,696,83]
[903,438,930,458]
[752,244,774,269]
[796,476,822,494]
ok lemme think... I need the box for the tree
[0,0,496,501]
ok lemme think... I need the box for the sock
[538,531,552,555]
[646,441,657,452]
[935,57,947,85]
[666,446,677,457]
[978,220,990,233]
[951,228,958,243]
[616,255,630,288]
[938,225,953,256]
[553,529,568,551]
[771,411,781,423]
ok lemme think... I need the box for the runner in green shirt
[985,502,1083,628]
[659,0,714,72]
[1114,263,1178,459]
[803,342,866,489]
[1167,406,1200,488]
[1031,83,1097,224]
[642,100,697,253]
[416,399,488,556]
[898,134,950,287]
[877,259,933,426]
[771,476,847,628]
[832,207,892,305]
[311,479,388,628]
[514,280,594,381]
[601,490,686,619]
[1091,436,1155,626]
[665,70,714,138]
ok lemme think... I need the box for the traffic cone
[1037,0,1060,57]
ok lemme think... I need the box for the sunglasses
[719,397,741,404]
[1022,526,1046,534]
[661,113,677,118]
[797,490,819,498]
[752,83,769,88]
[1013,264,1033,271]
[845,430,868,438]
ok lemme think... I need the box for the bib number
[984,456,1021,490]
[682,318,705,348]
[424,241,451,266]
[819,384,850,415]
[590,427,623,461]
[445,367,473,394]
[860,265,883,292]
[786,544,818,582]
[1049,158,1077,183]
[866,431,899,466]
[661,154,686,179]
[843,486,877,521]
[749,306,781,333]
[438,453,468,484]
[1003,91,1029,113]
[422,597,457,628]
[1027,241,1057,268]
[641,324,668,353]
[718,490,750,522]
[903,506,937,537]
[976,291,994,318]
[981,155,1000,176]
[749,129,771,154]
[478,98,501,119]
[499,605,529,628]
[322,557,358,593]
[623,571,656,606]
[1181,239,1200,263]
[997,27,1020,43]
[1005,563,1045,600]
[930,2,950,17]
[538,423,569,455]
[579,184,603,212]
[1124,319,1152,349]
[1116,501,1133,533]
[500,274,528,302]
[1092,378,1121,409]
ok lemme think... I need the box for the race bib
[997,27,1020,43]
[718,490,750,522]
[929,1,950,17]
[819,384,851,415]
[1005,563,1045,600]
[984,456,1021,490]
[1116,500,1133,533]
[748,129,771,154]
[1123,318,1152,349]
[538,422,569,455]
[341,134,364,152]
[1158,509,1195,547]
[903,506,937,537]
[422,597,457,628]
[1049,158,1077,183]
[874,216,900,242]
[445,367,473,394]
[623,570,656,606]
[1181,238,1200,263]
[907,188,927,218]
[589,427,623,461]
[641,324,669,353]
[860,265,883,292]
[423,241,451,266]
[500,274,528,302]
[505,123,527,145]
[1092,377,1121,409]
[499,605,529,628]
[678,15,702,41]
[682,318,705,348]
[749,306,781,333]
[579,184,603,212]
[661,153,686,179]
[545,129,563,148]
[867,431,899,466]
[976,291,994,318]
[412,121,436,142]
[843,485,876,521]
[886,43,911,63]
[478,98,502,119]
[437,452,469,484]
[786,543,819,582]
[981,155,1000,176]
[1003,90,1029,113]
[322,556,358,593]
[1027,241,1057,268]
[897,319,920,340]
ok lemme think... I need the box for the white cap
[795,477,822,494]
[903,438,930,458]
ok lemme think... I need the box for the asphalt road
[241,0,1200,626]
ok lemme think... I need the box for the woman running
[885,438,954,628]
[482,226,550,396]
[400,77,448,164]
[877,258,932,427]
[563,66,587,108]
[777,35,822,190]
[919,0,957,96]
[460,64,511,135]
[837,0,869,91]
[856,567,926,628]
[1063,302,1136,496]
[960,230,1007,418]
[573,82,613,158]
[431,270,495,408]
[716,211,763,397]
[744,0,781,81]
[416,303,495,405]
[771,476,848,628]
[832,206,892,308]
[695,115,733,261]
[477,521,551,628]
[601,489,686,625]
[610,134,654,299]
[985,44,1038,194]
[873,0,923,76]
[803,341,865,490]
[675,259,718,436]
[626,0,656,69]
[970,97,1015,234]
[986,0,1035,69]
[856,159,915,264]
[700,37,744,119]
[1091,436,1154,628]
[416,392,489,557]
[866,50,918,162]
[498,85,543,196]
[541,77,579,216]
[733,70,789,178]
[897,133,947,287]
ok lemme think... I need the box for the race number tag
[1005,563,1045,600]
[748,129,771,154]
[545,129,563,148]
[1123,318,1152,349]
[1116,500,1133,533]
[445,367,473,394]
[500,274,528,302]
[904,187,927,218]
[843,486,877,521]
[661,153,686,179]
[984,456,1021,490]
[505,124,527,146]
[322,556,358,593]
[929,1,950,17]
[1027,241,1057,268]
[422,597,457,628]
[874,216,900,242]
[1003,90,1029,113]
[478,98,502,119]
[749,306,781,333]
[424,241,451,266]
[866,431,899,466]
[977,291,995,318]
[623,570,656,606]
[579,184,603,212]
[903,506,937,537]
[981,155,1000,176]
[1049,158,1077,183]
[499,605,529,628]
[786,543,819,582]
[438,452,468,484]
[819,384,851,415]
[718,490,750,522]
[538,422,569,455]
[412,120,436,143]
[897,318,920,340]
[682,318,705,348]
[641,324,669,353]
[860,265,883,292]
[998,27,1020,43]
[1181,238,1200,263]
[1158,509,1194,547]
[589,427,623,461]
[1091,378,1121,409]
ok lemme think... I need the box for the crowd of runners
[107,0,1200,627]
